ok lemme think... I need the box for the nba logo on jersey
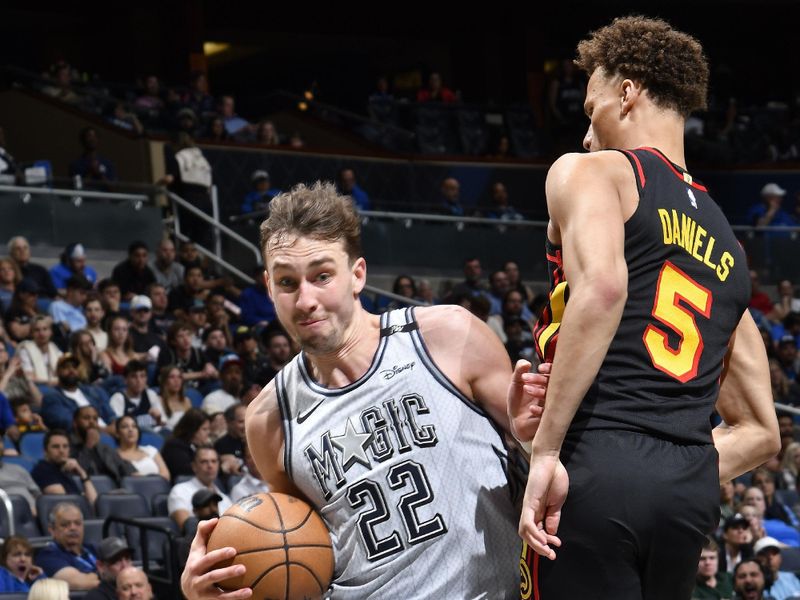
[687,188,698,209]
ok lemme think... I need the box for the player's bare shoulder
[414,304,473,354]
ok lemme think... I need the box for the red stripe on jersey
[622,150,647,189]
[533,552,541,600]
[638,147,708,192]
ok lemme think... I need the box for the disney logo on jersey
[304,393,438,499]
[380,361,415,380]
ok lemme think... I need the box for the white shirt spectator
[230,471,269,503]
[109,388,165,430]
[168,476,231,516]
[129,445,161,476]
[201,389,237,415]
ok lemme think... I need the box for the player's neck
[305,308,381,388]
[619,106,687,169]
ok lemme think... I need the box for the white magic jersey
[275,308,523,599]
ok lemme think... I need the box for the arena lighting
[203,42,231,57]
[304,90,314,101]
[297,101,308,111]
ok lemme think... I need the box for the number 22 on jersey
[643,261,712,383]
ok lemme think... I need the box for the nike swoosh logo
[296,397,326,424]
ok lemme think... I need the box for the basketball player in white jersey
[181,182,546,599]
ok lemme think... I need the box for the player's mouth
[298,317,325,328]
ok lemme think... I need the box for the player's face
[583,69,624,151]
[266,236,366,356]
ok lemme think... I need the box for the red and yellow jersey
[532,147,750,445]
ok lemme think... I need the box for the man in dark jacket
[70,406,134,485]
[41,354,116,431]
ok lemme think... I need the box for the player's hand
[518,454,569,561]
[181,518,253,600]
[507,360,550,445]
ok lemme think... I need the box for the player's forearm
[714,422,779,483]
[532,284,626,455]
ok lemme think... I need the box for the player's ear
[352,257,367,296]
[619,78,642,115]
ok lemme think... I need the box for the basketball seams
[232,543,334,556]
[220,509,318,534]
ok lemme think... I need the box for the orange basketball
[206,493,334,600]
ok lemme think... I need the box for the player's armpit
[714,310,780,482]
[245,382,304,498]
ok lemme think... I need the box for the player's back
[536,147,750,445]
[275,308,521,599]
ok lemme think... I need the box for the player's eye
[277,277,296,288]
[317,272,332,282]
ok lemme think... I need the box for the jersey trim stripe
[621,149,647,190]
[536,281,568,359]
[296,312,390,396]
[639,147,708,192]
[275,370,293,479]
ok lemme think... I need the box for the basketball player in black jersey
[512,16,780,600]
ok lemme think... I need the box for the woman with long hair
[69,329,109,384]
[100,315,142,376]
[160,407,210,482]
[159,365,192,430]
[115,415,170,481]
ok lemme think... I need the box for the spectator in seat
[108,360,164,430]
[202,326,231,369]
[134,75,164,113]
[752,468,798,526]
[732,558,771,600]
[238,265,275,327]
[35,501,100,590]
[28,578,70,599]
[7,236,57,298]
[128,295,167,358]
[83,537,133,600]
[754,536,800,600]
[148,282,174,336]
[748,183,796,228]
[486,270,510,316]
[218,95,253,139]
[484,182,524,221]
[204,116,229,143]
[262,330,293,383]
[31,430,98,505]
[336,167,371,211]
[438,177,464,216]
[448,257,488,300]
[201,354,243,415]
[111,242,156,301]
[692,536,733,600]
[42,62,81,105]
[241,169,279,214]
[167,446,231,530]
[116,566,154,600]
[158,365,192,430]
[100,315,141,378]
[49,276,91,337]
[18,315,62,389]
[70,330,109,385]
[255,120,280,145]
[156,322,218,393]
[69,127,117,184]
[70,405,134,485]
[0,257,20,314]
[0,535,44,593]
[719,513,754,573]
[97,279,122,323]
[214,403,246,477]
[83,298,107,352]
[115,415,169,480]
[150,238,184,294]
[50,243,98,294]
[168,265,208,316]
[776,335,800,383]
[161,408,211,482]
[417,72,456,103]
[183,72,214,121]
[234,326,272,388]
[41,353,115,431]
[4,279,39,344]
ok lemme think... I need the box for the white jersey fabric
[277,308,522,599]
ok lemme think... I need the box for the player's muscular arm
[714,311,780,482]
[531,152,630,456]
[520,152,630,559]
[417,304,515,434]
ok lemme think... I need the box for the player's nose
[295,280,318,313]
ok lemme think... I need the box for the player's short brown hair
[575,15,708,117]
[259,181,362,263]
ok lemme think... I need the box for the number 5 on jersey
[643,261,712,383]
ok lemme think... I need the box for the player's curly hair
[260,181,362,263]
[575,15,708,117]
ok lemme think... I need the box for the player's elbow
[586,275,627,314]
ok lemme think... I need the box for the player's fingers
[537,362,552,375]
[545,510,563,540]
[511,360,532,384]
[193,547,239,575]
[217,589,253,599]
[196,563,247,592]
[522,384,546,398]
[189,517,218,552]
[518,510,555,560]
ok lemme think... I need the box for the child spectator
[0,536,44,592]
[11,397,46,435]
